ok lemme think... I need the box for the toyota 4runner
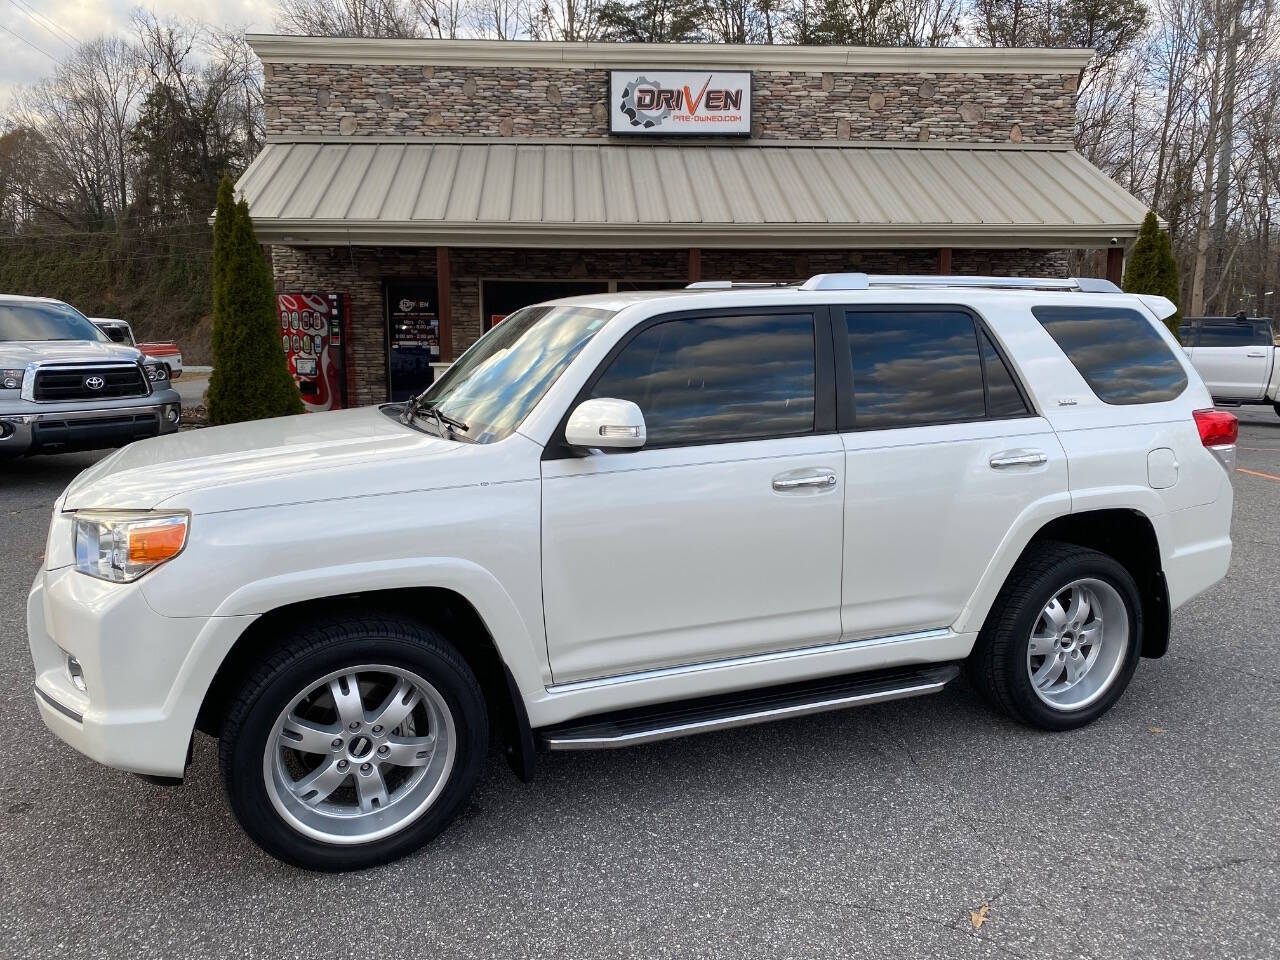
[28,275,1235,871]
[2,295,181,458]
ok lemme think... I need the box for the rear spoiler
[1136,295,1177,322]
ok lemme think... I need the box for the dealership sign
[609,71,752,137]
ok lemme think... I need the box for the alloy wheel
[1026,578,1130,712]
[263,664,456,845]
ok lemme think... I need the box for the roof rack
[685,281,792,289]
[799,274,1121,293]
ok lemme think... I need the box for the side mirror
[565,397,646,450]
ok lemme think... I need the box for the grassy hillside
[0,228,215,363]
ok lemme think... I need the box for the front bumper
[1,391,181,458]
[28,565,252,778]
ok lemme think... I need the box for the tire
[219,615,487,871]
[967,541,1143,731]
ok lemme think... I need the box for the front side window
[1033,305,1188,405]
[1196,320,1272,347]
[415,304,615,443]
[590,313,816,447]
[0,302,107,343]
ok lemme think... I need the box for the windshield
[412,304,615,443]
[0,302,108,343]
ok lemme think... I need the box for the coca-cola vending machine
[277,293,349,412]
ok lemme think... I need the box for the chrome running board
[538,663,959,751]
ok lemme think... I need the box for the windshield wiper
[401,393,469,438]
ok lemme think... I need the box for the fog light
[66,655,86,692]
[166,406,180,424]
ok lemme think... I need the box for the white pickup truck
[1181,314,1280,416]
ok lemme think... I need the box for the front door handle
[1247,350,1268,358]
[772,471,837,491]
[990,451,1048,469]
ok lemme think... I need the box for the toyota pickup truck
[1,295,182,458]
[1181,314,1280,416]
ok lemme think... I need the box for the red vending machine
[277,293,349,412]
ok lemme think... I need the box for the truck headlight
[143,362,168,382]
[73,511,189,583]
[1,368,23,389]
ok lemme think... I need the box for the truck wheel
[967,541,1142,731]
[219,615,487,871]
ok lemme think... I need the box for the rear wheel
[219,616,487,871]
[968,541,1142,730]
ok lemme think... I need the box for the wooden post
[937,247,952,275]
[436,246,453,363]
[1106,247,1124,286]
[688,247,701,284]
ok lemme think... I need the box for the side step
[538,662,960,751]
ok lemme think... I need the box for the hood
[1,339,142,365]
[62,406,483,512]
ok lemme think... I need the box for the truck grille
[32,365,148,402]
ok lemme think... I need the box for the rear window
[1032,305,1188,405]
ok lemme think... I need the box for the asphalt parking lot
[2,409,1277,960]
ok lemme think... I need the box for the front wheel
[219,616,487,871]
[968,541,1143,731]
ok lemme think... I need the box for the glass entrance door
[385,281,440,401]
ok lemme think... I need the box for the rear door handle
[990,451,1048,469]
[772,471,837,491]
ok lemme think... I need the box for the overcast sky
[1,1,275,105]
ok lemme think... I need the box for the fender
[954,485,1168,637]
[207,556,552,697]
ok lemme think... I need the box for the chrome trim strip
[35,686,84,724]
[545,628,952,694]
[542,671,956,750]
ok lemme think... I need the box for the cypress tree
[1122,211,1181,335]
[206,192,303,425]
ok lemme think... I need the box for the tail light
[1194,408,1237,472]
[1193,409,1238,447]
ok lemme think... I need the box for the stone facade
[272,244,1069,407]
[263,63,1077,145]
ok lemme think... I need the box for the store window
[481,280,608,330]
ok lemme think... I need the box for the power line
[9,0,79,49]
[0,21,59,62]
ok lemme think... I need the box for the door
[541,308,843,683]
[835,307,1069,639]
[385,281,440,401]
[1194,320,1272,399]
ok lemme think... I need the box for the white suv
[28,274,1235,871]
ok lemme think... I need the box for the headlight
[143,362,168,382]
[1,368,23,389]
[73,511,188,583]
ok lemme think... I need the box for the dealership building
[240,35,1150,407]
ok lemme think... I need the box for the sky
[1,0,275,105]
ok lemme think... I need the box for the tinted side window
[846,310,987,429]
[981,330,1031,417]
[1198,321,1270,347]
[591,313,815,446]
[1032,306,1188,405]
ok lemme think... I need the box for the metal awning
[237,138,1150,249]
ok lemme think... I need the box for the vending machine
[277,292,349,412]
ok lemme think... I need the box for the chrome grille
[32,365,148,402]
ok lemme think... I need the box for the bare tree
[274,0,422,37]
